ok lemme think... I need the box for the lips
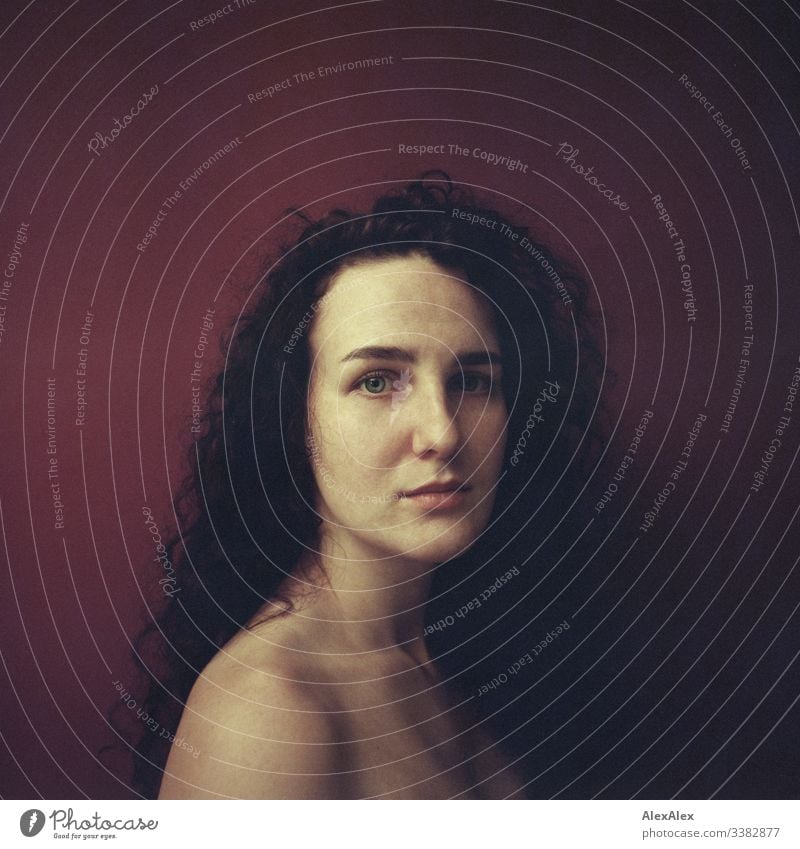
[401,480,469,498]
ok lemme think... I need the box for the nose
[407,382,461,459]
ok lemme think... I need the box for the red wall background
[1,0,799,798]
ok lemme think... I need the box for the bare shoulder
[158,625,343,799]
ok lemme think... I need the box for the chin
[391,523,487,565]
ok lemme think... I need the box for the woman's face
[304,253,508,565]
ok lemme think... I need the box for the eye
[352,369,493,396]
[451,372,493,393]
[356,371,392,394]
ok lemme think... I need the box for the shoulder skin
[158,644,344,800]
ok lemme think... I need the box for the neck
[286,536,437,670]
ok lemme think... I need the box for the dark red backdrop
[1,0,799,798]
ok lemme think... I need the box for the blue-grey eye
[362,375,388,394]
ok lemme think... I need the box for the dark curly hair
[109,172,605,798]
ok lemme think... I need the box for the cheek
[469,404,508,453]
[312,398,395,476]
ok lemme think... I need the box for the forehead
[309,254,499,356]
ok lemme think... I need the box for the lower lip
[400,489,470,510]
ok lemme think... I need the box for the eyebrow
[340,345,503,367]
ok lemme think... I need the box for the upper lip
[402,479,468,497]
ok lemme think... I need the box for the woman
[126,173,600,799]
